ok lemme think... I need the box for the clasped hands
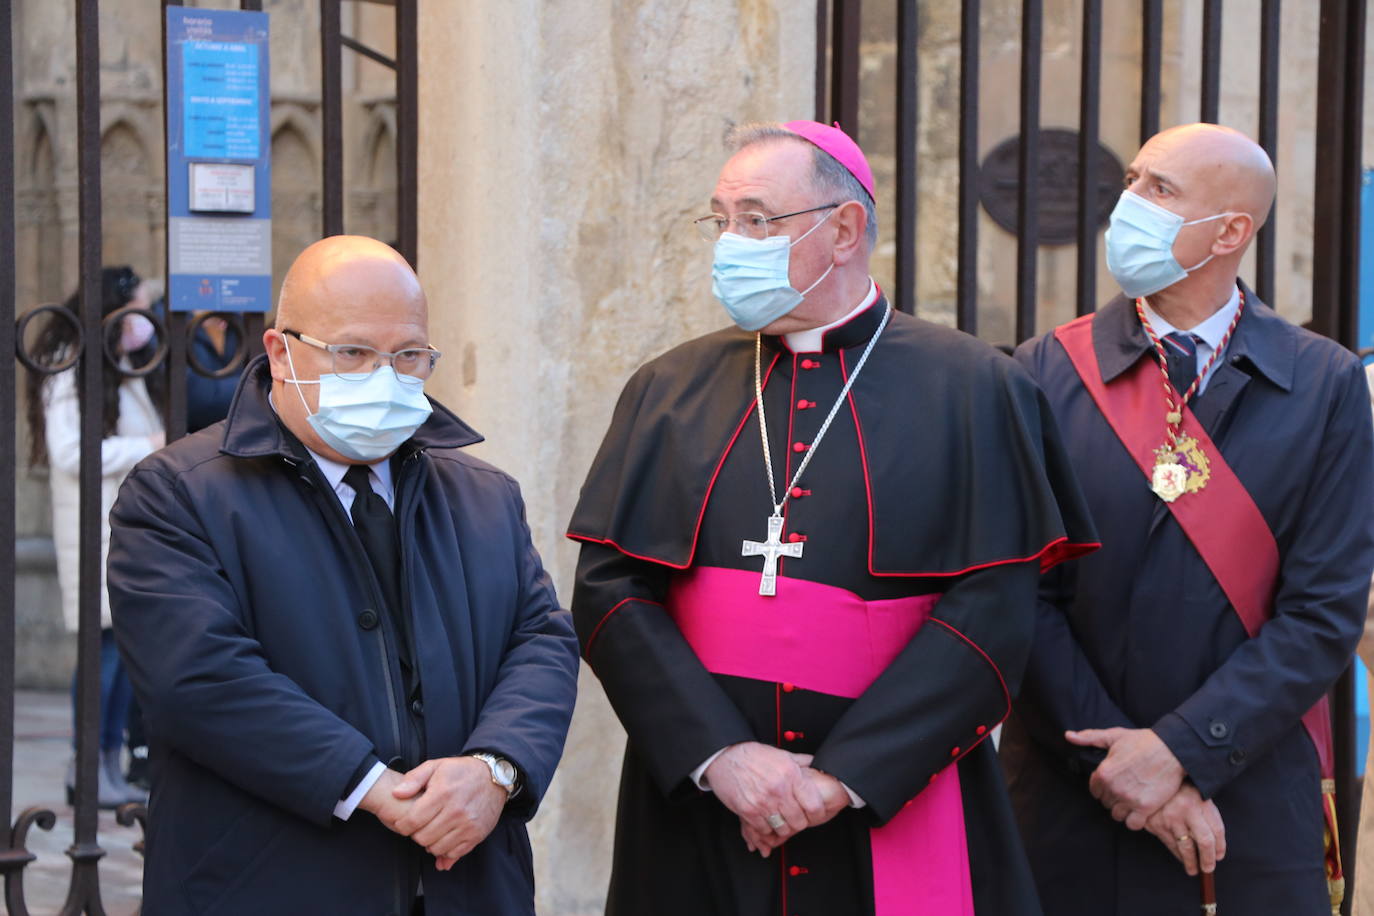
[1067,727,1227,877]
[359,756,507,872]
[705,742,851,858]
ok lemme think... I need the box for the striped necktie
[1163,331,1200,395]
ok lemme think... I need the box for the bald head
[1133,123,1276,229]
[276,235,425,334]
[264,235,433,464]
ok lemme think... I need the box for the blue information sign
[184,41,261,160]
[165,7,271,313]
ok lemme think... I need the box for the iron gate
[0,1,417,912]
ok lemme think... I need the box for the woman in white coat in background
[24,266,165,808]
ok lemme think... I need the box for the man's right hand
[705,742,817,847]
[358,768,415,835]
[1143,783,1227,877]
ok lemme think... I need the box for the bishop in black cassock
[568,121,1098,916]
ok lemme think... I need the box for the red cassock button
[784,730,797,742]
[950,747,961,757]
[976,725,987,736]
[781,682,795,692]
[788,533,805,543]
[792,441,807,453]
[788,865,810,876]
[790,486,805,499]
[796,399,809,409]
[801,359,818,369]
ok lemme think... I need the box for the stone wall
[416,3,814,912]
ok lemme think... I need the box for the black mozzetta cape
[569,301,1096,576]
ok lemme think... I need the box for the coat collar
[1091,280,1296,393]
[219,354,485,461]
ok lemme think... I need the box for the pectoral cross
[741,514,803,597]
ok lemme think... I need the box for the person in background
[25,265,166,808]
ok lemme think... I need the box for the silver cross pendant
[741,514,804,597]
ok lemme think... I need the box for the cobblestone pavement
[10,690,143,916]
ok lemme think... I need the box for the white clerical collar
[1140,284,1241,352]
[784,278,879,353]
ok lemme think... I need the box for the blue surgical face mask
[711,210,835,331]
[284,342,433,463]
[1105,190,1233,299]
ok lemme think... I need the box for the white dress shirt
[1140,284,1242,396]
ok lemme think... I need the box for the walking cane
[1200,871,1216,915]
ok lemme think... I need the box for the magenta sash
[668,566,975,916]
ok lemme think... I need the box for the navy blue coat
[108,356,579,916]
[1001,287,1374,915]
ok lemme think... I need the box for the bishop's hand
[735,754,851,857]
[706,742,813,853]
[1067,726,1185,830]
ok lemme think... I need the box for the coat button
[976,725,987,736]
[357,609,379,630]
[411,699,424,716]
[950,746,961,757]
[787,532,806,543]
[784,730,797,742]
[792,441,808,453]
[1209,722,1229,739]
[790,486,805,499]
[781,682,795,693]
[1228,748,1246,765]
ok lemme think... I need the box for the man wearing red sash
[568,121,1098,915]
[1004,122,1374,915]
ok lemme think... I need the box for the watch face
[493,758,516,786]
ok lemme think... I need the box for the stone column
[418,3,813,912]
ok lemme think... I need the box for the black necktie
[343,464,411,673]
[1163,331,1200,396]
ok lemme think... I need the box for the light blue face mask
[284,343,433,463]
[1104,190,1233,299]
[711,210,835,332]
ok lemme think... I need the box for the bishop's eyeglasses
[283,329,442,382]
[693,203,841,242]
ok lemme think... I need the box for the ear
[829,200,869,266]
[1211,212,1254,258]
[263,328,289,381]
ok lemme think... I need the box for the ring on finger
[766,813,787,831]
[1176,835,1192,844]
